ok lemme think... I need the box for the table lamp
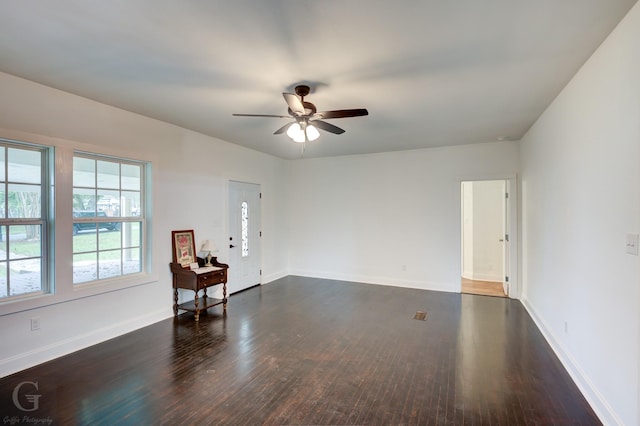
[200,240,218,266]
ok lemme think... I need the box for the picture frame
[172,230,196,268]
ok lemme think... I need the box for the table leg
[223,283,227,311]
[173,288,178,316]
[194,292,200,321]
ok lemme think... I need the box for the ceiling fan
[232,85,368,143]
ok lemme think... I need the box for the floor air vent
[413,311,427,321]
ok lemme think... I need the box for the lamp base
[205,253,213,267]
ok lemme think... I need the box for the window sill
[0,272,159,317]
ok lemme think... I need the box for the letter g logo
[12,381,41,412]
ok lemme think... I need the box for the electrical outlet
[30,317,40,331]
[401,265,407,271]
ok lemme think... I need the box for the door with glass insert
[228,181,261,294]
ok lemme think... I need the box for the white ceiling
[0,1,636,159]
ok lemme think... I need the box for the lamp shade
[306,124,320,141]
[200,240,218,253]
[287,123,302,140]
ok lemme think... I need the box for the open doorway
[461,179,508,297]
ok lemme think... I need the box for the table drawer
[197,269,226,287]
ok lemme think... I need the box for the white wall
[461,182,475,278]
[287,142,519,293]
[0,72,289,376]
[520,2,640,425]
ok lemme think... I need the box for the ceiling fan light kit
[233,84,368,144]
[287,122,319,143]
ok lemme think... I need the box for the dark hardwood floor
[1,276,600,425]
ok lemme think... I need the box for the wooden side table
[170,258,228,321]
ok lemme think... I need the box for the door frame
[458,173,519,299]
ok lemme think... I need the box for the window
[0,142,49,300]
[241,201,249,257]
[72,154,144,284]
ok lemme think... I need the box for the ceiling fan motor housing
[294,84,311,98]
[288,102,316,117]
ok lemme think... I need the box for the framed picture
[172,230,196,267]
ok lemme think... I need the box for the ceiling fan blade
[312,120,345,135]
[274,122,293,135]
[316,109,369,119]
[283,93,305,116]
[232,113,291,118]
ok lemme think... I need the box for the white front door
[228,181,261,294]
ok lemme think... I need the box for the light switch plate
[626,234,639,255]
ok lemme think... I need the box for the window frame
[72,152,146,285]
[0,133,157,317]
[0,139,51,301]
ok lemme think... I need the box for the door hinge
[260,269,262,276]
[505,192,509,199]
[505,234,510,242]
[505,276,509,282]
[260,231,262,237]
[259,192,262,199]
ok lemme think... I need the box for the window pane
[9,260,41,296]
[122,191,141,217]
[123,222,141,248]
[121,164,140,191]
[0,228,6,260]
[123,248,141,274]
[99,228,121,250]
[97,160,119,189]
[73,187,96,212]
[8,148,40,184]
[241,201,249,257]
[73,253,98,283]
[73,157,95,187]
[0,190,5,219]
[0,267,6,298]
[97,190,120,217]
[8,184,41,218]
[0,147,5,181]
[99,250,121,279]
[9,225,41,260]
[74,231,98,252]
[74,253,97,284]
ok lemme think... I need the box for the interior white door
[228,181,261,294]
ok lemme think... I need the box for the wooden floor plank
[462,277,507,297]
[0,276,600,425]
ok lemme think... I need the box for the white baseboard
[0,308,172,378]
[521,298,621,426]
[262,270,288,285]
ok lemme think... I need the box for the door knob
[230,244,236,248]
